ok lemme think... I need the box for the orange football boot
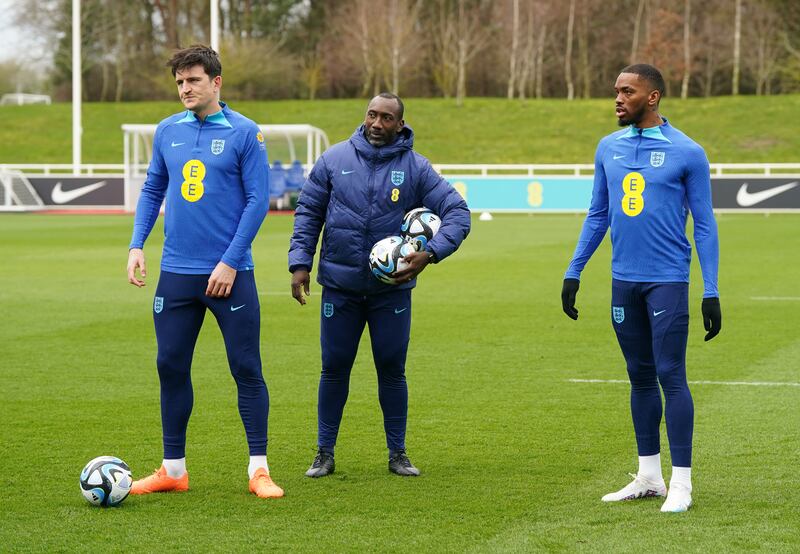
[249,468,284,499]
[130,466,189,495]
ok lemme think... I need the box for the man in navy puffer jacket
[289,93,470,478]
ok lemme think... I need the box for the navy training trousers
[611,279,694,467]
[153,270,268,459]
[317,287,412,452]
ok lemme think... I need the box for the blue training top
[565,119,719,297]
[129,102,269,274]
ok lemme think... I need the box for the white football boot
[660,483,692,513]
[601,473,667,502]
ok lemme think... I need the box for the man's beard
[618,105,647,127]
[365,130,396,147]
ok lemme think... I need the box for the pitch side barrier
[432,164,800,213]
[2,163,799,212]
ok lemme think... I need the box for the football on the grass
[79,456,132,507]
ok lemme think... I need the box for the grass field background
[1,212,798,552]
[2,95,800,164]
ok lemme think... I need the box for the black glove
[561,279,580,320]
[701,297,722,341]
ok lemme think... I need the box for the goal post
[122,123,330,212]
[0,169,45,212]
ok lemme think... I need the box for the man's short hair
[167,45,222,78]
[376,92,404,120]
[620,64,665,99]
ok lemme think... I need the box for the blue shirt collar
[177,101,233,128]
[616,118,672,143]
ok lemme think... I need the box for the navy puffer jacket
[289,125,471,295]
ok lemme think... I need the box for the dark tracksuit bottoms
[153,270,268,459]
[317,287,412,453]
[611,279,694,467]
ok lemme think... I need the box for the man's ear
[649,90,660,109]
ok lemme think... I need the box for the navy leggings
[318,287,412,452]
[611,279,694,467]
[153,270,268,458]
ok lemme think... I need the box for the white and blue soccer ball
[79,456,132,507]
[369,236,416,285]
[401,207,441,251]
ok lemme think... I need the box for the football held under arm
[416,160,470,263]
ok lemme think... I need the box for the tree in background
[8,0,800,101]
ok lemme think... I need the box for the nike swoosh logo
[736,182,798,207]
[613,154,625,160]
[341,170,355,175]
[394,308,407,314]
[653,309,666,317]
[50,181,107,204]
[231,304,246,311]
[171,141,185,147]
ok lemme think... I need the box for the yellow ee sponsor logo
[527,181,543,207]
[621,171,645,216]
[181,159,206,202]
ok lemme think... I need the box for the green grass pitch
[1,213,798,552]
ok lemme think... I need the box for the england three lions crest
[211,139,225,155]
[612,306,625,324]
[650,151,665,167]
[391,171,405,186]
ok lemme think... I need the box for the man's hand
[392,251,431,284]
[561,278,580,320]
[701,297,722,341]
[206,261,237,298]
[291,269,311,305]
[127,248,147,287]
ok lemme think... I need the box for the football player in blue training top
[561,64,721,513]
[289,93,471,478]
[126,45,283,499]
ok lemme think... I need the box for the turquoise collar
[177,102,232,128]
[616,119,672,143]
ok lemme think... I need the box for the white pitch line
[750,296,800,301]
[568,378,800,387]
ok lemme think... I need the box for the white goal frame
[0,169,45,212]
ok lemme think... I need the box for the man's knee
[156,346,192,378]
[227,352,264,384]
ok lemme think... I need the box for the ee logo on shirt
[621,171,645,217]
[181,159,206,202]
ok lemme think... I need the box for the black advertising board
[19,174,800,211]
[28,176,124,207]
[710,177,800,210]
